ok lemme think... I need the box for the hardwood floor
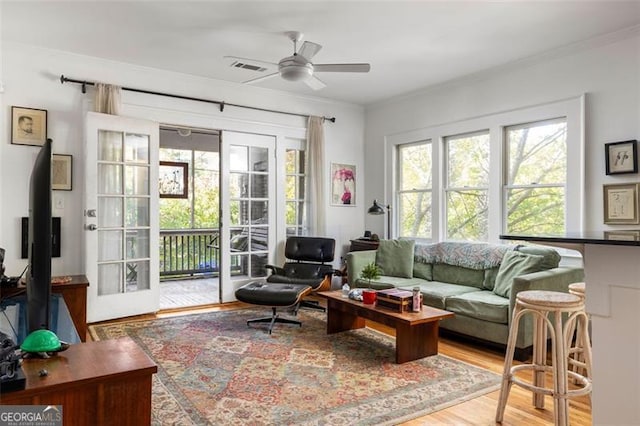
[391,327,592,426]
[89,301,592,425]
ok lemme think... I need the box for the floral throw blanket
[414,242,513,270]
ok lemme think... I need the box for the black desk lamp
[368,200,391,239]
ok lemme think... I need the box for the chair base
[299,299,326,313]
[247,307,302,334]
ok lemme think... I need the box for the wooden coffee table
[318,290,454,364]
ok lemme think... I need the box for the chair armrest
[321,270,334,278]
[265,265,286,276]
[346,250,377,286]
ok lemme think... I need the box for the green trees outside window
[395,117,568,241]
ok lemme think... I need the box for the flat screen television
[26,139,52,333]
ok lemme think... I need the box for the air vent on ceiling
[230,61,267,72]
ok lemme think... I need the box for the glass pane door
[85,112,159,322]
[220,131,275,302]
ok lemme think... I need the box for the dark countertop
[500,232,640,247]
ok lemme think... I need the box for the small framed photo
[52,154,73,191]
[605,140,637,175]
[11,106,48,146]
[159,161,189,199]
[603,183,639,224]
[604,230,640,241]
[331,163,356,206]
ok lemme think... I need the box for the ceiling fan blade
[243,72,279,85]
[224,55,278,68]
[314,63,371,73]
[298,41,322,60]
[304,75,326,91]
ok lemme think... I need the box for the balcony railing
[160,229,219,278]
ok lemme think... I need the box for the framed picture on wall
[52,154,73,191]
[331,163,356,206]
[11,106,48,146]
[605,140,638,175]
[159,161,189,199]
[604,230,640,241]
[603,183,639,224]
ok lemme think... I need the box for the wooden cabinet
[52,275,89,341]
[0,337,157,425]
[350,239,380,252]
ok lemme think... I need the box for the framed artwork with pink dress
[331,163,356,206]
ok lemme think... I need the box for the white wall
[364,28,640,237]
[0,42,365,276]
[0,3,5,236]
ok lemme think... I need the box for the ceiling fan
[225,31,370,90]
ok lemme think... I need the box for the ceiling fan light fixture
[279,62,313,81]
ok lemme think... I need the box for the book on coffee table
[377,289,413,300]
[376,289,413,312]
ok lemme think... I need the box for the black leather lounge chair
[265,236,337,313]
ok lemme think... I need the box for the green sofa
[346,241,584,360]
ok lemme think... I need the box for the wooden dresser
[350,238,380,252]
[2,275,89,341]
[0,337,157,425]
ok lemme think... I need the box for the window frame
[503,117,568,235]
[277,137,308,241]
[443,130,491,241]
[284,145,308,237]
[396,140,433,240]
[385,96,584,243]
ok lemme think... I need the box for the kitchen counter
[501,232,640,425]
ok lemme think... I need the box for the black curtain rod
[59,75,336,123]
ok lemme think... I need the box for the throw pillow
[493,251,544,298]
[515,245,561,270]
[375,239,415,278]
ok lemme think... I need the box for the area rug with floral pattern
[90,308,500,425]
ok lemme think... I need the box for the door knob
[86,224,98,231]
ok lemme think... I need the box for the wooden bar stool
[566,282,590,381]
[495,290,592,426]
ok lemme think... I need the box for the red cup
[362,289,377,305]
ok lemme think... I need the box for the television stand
[1,274,89,341]
[0,337,157,425]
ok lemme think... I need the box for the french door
[84,112,160,322]
[220,131,275,302]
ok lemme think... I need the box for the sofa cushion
[446,291,510,324]
[433,263,485,289]
[515,245,561,270]
[400,281,480,309]
[354,275,426,290]
[483,267,500,290]
[493,251,545,298]
[375,239,415,278]
[413,262,432,280]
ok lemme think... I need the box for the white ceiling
[2,1,640,105]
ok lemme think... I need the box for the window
[397,141,432,238]
[387,97,583,243]
[504,118,567,234]
[159,148,219,230]
[285,148,307,236]
[444,131,490,241]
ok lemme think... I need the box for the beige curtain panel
[307,116,326,235]
[95,83,121,115]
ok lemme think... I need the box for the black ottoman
[235,281,312,334]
